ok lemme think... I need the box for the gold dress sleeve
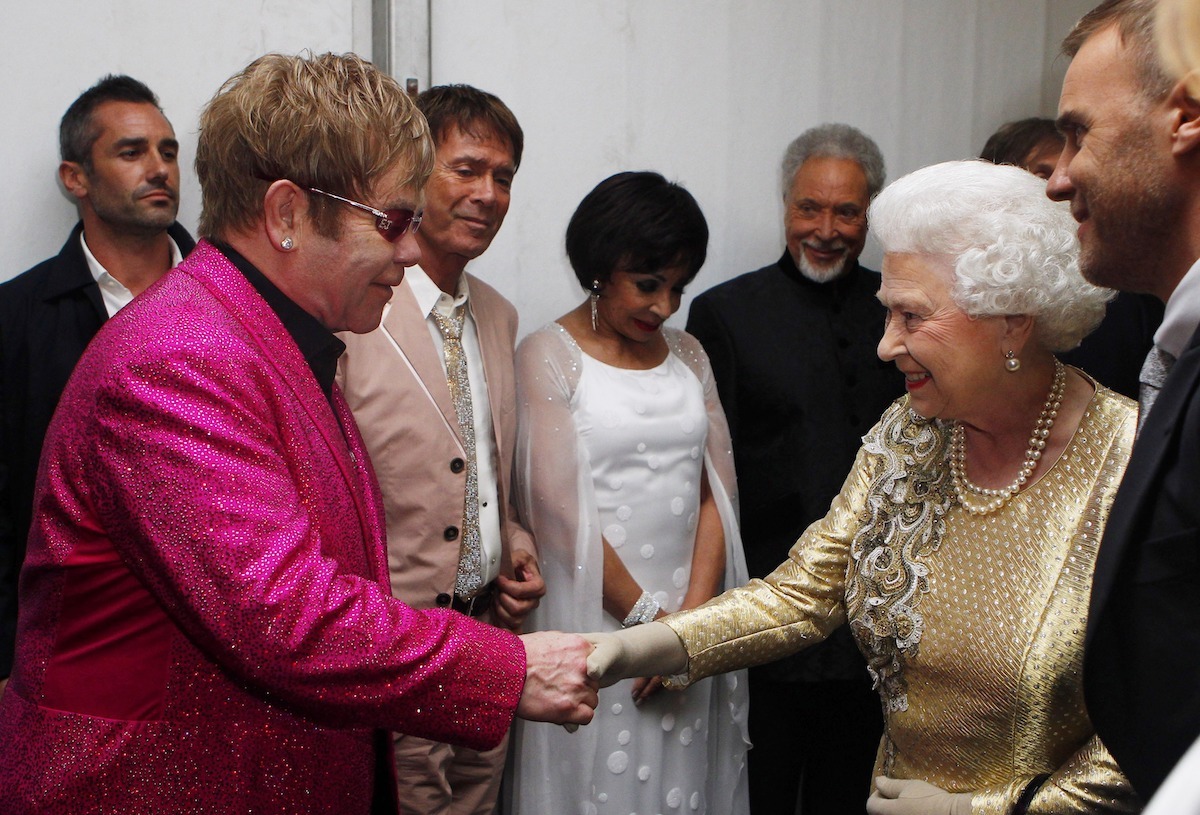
[662,433,870,683]
[664,386,1142,814]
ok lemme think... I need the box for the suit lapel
[467,282,507,455]
[332,386,388,582]
[382,282,464,448]
[182,242,378,557]
[466,282,518,576]
[42,225,108,324]
[1089,327,1200,636]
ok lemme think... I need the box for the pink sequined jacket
[0,241,526,814]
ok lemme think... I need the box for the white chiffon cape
[509,322,750,815]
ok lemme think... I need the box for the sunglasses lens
[378,209,420,242]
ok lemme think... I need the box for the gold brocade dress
[663,386,1141,814]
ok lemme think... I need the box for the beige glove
[583,621,688,686]
[867,777,974,815]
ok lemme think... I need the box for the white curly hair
[868,159,1114,352]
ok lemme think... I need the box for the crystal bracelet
[621,591,660,628]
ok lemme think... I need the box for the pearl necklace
[950,359,1066,516]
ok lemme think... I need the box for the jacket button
[444,525,459,541]
[436,593,452,607]
[450,457,465,473]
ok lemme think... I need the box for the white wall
[1,0,1094,340]
[0,0,371,280]
[428,0,1095,336]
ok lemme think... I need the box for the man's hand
[866,777,973,815]
[494,551,545,632]
[516,631,598,726]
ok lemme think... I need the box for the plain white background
[1,0,1094,335]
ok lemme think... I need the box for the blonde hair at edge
[195,52,434,241]
[868,159,1114,353]
[1157,0,1200,96]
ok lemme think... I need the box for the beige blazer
[336,273,536,614]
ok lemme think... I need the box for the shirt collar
[81,230,184,291]
[1155,256,1200,359]
[776,249,864,292]
[213,241,345,402]
[405,264,470,320]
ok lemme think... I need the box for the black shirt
[213,242,345,404]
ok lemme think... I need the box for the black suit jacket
[686,253,904,682]
[1084,318,1200,800]
[0,221,196,676]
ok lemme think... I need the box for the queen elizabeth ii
[586,160,1141,815]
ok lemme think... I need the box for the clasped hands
[516,621,689,727]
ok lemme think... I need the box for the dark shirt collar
[776,249,867,294]
[213,241,345,402]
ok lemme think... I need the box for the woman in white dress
[510,172,750,815]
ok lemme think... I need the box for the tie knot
[434,304,466,341]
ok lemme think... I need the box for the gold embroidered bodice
[664,388,1141,814]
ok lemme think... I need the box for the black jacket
[1084,318,1200,801]
[0,221,196,676]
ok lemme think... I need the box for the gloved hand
[583,621,688,687]
[866,777,974,815]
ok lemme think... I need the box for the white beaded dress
[510,323,750,815]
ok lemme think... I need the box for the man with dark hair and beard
[0,75,194,694]
[1048,0,1200,803]
[684,123,903,815]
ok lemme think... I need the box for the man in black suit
[685,123,903,815]
[0,75,194,692]
[1047,0,1200,802]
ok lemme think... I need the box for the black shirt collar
[776,249,866,296]
[213,241,345,402]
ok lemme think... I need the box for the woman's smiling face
[876,252,1009,423]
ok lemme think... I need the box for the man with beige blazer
[337,85,544,815]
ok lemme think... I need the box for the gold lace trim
[846,403,953,717]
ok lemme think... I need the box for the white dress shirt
[1154,255,1200,360]
[82,232,185,318]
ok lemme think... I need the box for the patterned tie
[432,304,484,598]
[1137,344,1176,436]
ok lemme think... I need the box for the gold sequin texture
[664,387,1142,813]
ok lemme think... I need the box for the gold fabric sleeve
[661,443,869,682]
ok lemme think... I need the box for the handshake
[514,622,688,725]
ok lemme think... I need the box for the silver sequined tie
[1137,344,1176,436]
[433,305,484,598]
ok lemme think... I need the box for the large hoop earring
[590,280,601,332]
[1004,350,1021,372]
